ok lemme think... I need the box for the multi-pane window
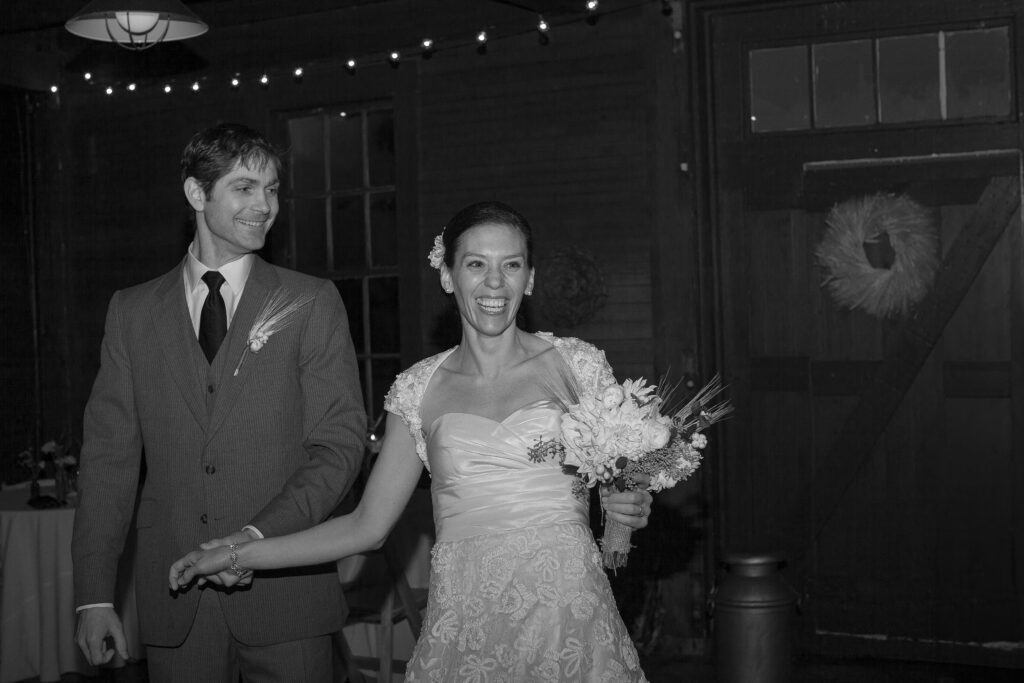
[749,26,1012,132]
[283,105,400,423]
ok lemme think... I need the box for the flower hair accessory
[427,231,445,270]
[233,287,315,376]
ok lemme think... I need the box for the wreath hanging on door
[815,193,939,319]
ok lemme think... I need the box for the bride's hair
[441,201,534,268]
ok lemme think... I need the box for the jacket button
[200,513,208,524]
[205,465,216,474]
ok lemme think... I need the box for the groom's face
[188,159,280,265]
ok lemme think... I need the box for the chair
[337,533,429,682]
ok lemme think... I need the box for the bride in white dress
[170,201,653,682]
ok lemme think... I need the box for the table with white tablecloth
[0,485,143,683]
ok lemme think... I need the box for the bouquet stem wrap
[600,517,634,569]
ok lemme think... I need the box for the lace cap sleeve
[537,332,616,396]
[383,348,455,472]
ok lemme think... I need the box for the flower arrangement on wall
[815,192,940,319]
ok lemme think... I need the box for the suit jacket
[71,256,366,647]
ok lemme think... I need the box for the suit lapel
[207,257,281,440]
[151,261,208,427]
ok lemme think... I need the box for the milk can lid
[720,551,786,568]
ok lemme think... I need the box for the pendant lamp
[65,0,208,51]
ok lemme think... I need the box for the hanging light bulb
[421,38,435,60]
[293,67,304,83]
[105,86,113,95]
[230,75,240,88]
[191,81,200,92]
[586,0,600,25]
[65,0,208,51]
[127,82,137,91]
[83,72,92,81]
[259,73,269,88]
[388,51,400,68]
[537,16,550,45]
[345,58,357,75]
[50,85,59,93]
[164,84,172,93]
[476,30,488,55]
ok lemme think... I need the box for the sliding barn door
[695,0,1024,666]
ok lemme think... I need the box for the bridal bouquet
[532,375,732,569]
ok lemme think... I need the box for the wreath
[537,247,608,327]
[815,193,939,319]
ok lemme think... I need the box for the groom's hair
[180,122,283,198]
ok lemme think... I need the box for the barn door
[695,0,1024,666]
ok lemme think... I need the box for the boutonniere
[233,287,315,376]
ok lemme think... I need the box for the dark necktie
[199,271,227,363]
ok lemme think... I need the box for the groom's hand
[197,528,258,587]
[75,606,128,666]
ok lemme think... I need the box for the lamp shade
[65,0,208,50]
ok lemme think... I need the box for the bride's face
[442,222,535,338]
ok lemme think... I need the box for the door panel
[699,0,1024,666]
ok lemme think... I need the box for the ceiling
[0,0,627,91]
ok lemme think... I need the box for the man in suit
[72,122,365,682]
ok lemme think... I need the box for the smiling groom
[72,123,365,683]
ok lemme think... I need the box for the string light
[57,4,657,102]
[50,85,58,93]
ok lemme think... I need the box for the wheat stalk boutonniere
[233,287,315,376]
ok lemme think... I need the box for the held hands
[600,474,653,529]
[168,529,255,591]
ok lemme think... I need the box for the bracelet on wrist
[228,544,247,577]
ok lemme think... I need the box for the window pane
[333,194,366,268]
[292,198,326,270]
[370,192,397,267]
[368,110,395,187]
[287,116,324,194]
[369,276,399,353]
[814,40,876,128]
[329,114,363,190]
[946,28,1011,119]
[371,357,402,421]
[749,46,810,132]
[878,33,941,123]
[334,278,365,354]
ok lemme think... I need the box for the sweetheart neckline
[426,399,561,433]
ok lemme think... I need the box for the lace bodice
[383,333,615,471]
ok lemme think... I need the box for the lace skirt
[405,522,648,683]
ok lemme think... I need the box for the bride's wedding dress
[385,334,648,682]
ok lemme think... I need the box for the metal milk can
[711,552,798,683]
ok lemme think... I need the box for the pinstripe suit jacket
[71,256,365,647]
